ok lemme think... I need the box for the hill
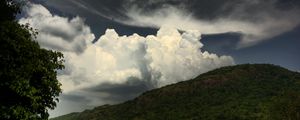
[51,64,300,120]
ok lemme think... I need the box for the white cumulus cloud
[59,25,234,92]
[53,26,234,117]
[19,3,234,117]
[19,3,95,53]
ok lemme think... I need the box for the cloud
[20,3,234,117]
[59,25,234,93]
[19,3,95,53]
[46,0,300,48]
[50,79,149,118]
[52,25,234,117]
[121,0,300,47]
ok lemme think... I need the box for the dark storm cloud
[61,94,91,103]
[86,78,151,95]
[51,77,153,117]
[84,77,152,103]
[63,77,151,103]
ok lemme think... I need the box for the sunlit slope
[52,64,300,120]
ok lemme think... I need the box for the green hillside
[51,64,300,120]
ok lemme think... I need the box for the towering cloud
[53,25,234,117]
[19,3,234,117]
[59,26,234,92]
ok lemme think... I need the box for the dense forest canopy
[52,64,300,120]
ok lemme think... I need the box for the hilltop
[52,64,300,120]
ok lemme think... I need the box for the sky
[19,0,300,118]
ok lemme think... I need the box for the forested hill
[52,64,300,120]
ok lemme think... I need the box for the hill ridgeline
[52,64,300,120]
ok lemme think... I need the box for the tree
[0,0,21,22]
[0,0,64,119]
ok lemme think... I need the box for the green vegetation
[0,0,64,119]
[52,64,300,120]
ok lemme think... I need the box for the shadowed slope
[52,64,300,120]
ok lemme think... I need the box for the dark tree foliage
[0,0,64,120]
[0,0,21,22]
